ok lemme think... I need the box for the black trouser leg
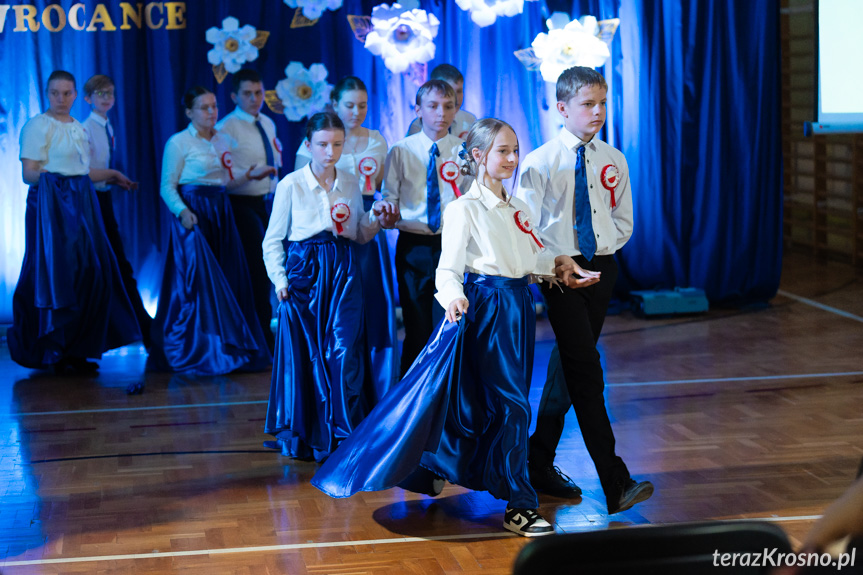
[228,194,275,354]
[540,255,629,499]
[96,190,153,348]
[395,232,443,376]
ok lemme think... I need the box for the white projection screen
[812,0,863,134]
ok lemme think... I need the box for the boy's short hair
[83,74,114,96]
[556,66,608,103]
[430,64,464,85]
[232,69,263,92]
[47,70,76,88]
[415,79,456,107]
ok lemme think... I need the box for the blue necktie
[105,122,114,170]
[255,119,275,179]
[427,142,441,232]
[574,145,596,261]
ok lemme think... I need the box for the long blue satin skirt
[8,173,142,368]
[266,231,370,462]
[148,184,271,375]
[312,273,539,509]
[358,195,399,401]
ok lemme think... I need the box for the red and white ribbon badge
[330,202,351,234]
[221,151,235,180]
[440,161,461,198]
[600,164,620,208]
[273,137,283,155]
[358,156,377,193]
[458,130,468,139]
[514,210,544,249]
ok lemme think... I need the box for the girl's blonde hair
[459,119,519,193]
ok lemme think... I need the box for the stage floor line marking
[778,289,863,323]
[0,515,822,567]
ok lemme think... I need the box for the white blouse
[160,124,238,217]
[262,164,381,292]
[19,113,89,176]
[296,129,388,196]
[435,181,557,308]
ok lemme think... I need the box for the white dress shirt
[262,165,381,292]
[383,131,464,235]
[215,108,281,196]
[435,181,557,308]
[517,128,633,258]
[407,108,477,140]
[19,113,89,176]
[296,129,388,196]
[82,112,113,191]
[160,124,237,217]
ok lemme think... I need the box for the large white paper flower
[283,0,343,20]
[205,17,259,73]
[454,0,524,27]
[275,62,333,122]
[531,13,610,83]
[364,3,440,74]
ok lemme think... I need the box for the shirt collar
[467,180,510,211]
[302,163,342,193]
[232,107,258,123]
[87,112,109,127]
[559,128,596,152]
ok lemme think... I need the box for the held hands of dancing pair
[445,256,601,323]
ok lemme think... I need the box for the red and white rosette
[330,202,351,234]
[221,151,235,180]
[358,156,377,193]
[514,210,544,249]
[600,164,620,208]
[458,130,468,139]
[440,161,461,198]
[273,137,283,155]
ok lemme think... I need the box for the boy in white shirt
[518,66,654,515]
[406,64,476,140]
[216,69,282,353]
[81,74,152,349]
[383,79,464,375]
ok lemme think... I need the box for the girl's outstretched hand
[446,298,469,323]
[554,255,601,289]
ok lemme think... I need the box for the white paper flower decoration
[275,62,333,122]
[283,0,343,20]
[206,17,259,74]
[454,0,524,27]
[364,3,440,74]
[531,12,611,83]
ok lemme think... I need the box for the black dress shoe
[398,467,444,497]
[529,464,583,498]
[608,478,654,514]
[53,357,99,374]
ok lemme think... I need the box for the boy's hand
[247,164,277,180]
[554,255,601,289]
[373,200,400,229]
[446,298,469,323]
[179,208,198,230]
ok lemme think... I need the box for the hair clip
[457,141,470,161]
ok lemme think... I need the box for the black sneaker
[607,479,654,514]
[528,464,583,498]
[503,508,555,537]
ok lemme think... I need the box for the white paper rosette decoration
[283,0,343,20]
[454,0,524,27]
[364,3,440,74]
[275,62,333,122]
[531,13,611,83]
[206,17,259,73]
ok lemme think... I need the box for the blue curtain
[0,0,782,325]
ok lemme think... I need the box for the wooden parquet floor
[1,251,861,574]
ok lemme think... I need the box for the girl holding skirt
[295,76,399,402]
[10,70,142,373]
[262,112,399,462]
[148,86,275,375]
[312,118,599,537]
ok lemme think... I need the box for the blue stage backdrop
[0,0,781,325]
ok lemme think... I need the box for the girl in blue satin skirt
[148,86,274,375]
[10,70,142,373]
[262,112,399,462]
[312,119,595,537]
[295,77,399,404]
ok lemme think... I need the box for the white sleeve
[159,137,189,217]
[19,117,49,163]
[434,202,470,308]
[262,179,292,292]
[611,154,634,251]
